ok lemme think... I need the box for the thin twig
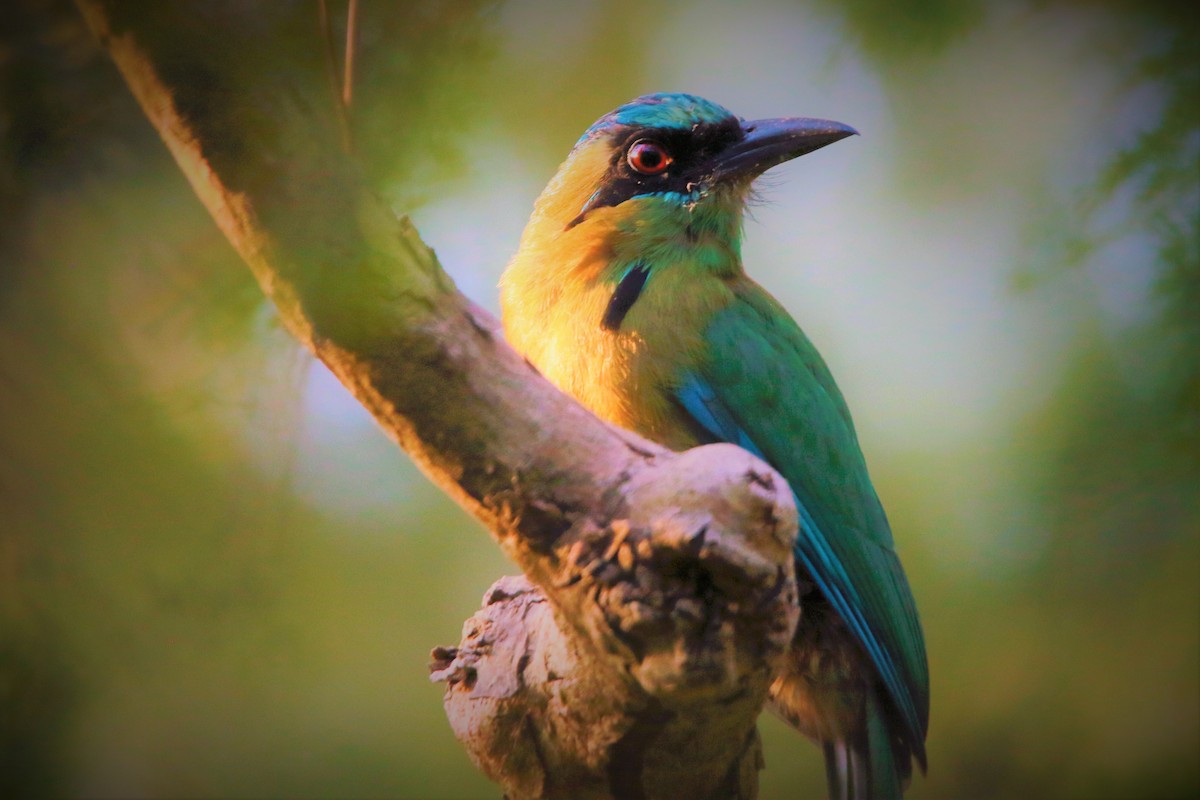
[317,0,354,154]
[342,0,358,109]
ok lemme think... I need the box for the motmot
[500,93,929,799]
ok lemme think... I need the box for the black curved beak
[710,117,858,183]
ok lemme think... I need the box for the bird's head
[511,93,856,273]
[502,94,856,355]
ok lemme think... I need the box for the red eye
[627,140,672,175]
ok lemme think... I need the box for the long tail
[823,689,905,800]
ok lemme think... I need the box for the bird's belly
[768,590,868,743]
[558,340,704,452]
[528,298,711,452]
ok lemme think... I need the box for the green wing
[675,284,929,765]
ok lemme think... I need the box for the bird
[500,93,928,799]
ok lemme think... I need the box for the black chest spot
[602,265,650,331]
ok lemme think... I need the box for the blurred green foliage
[2,0,1196,798]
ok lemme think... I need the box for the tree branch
[76,2,799,797]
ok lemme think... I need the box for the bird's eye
[627,140,672,175]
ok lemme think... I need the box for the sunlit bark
[77,2,799,797]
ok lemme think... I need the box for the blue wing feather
[676,376,766,459]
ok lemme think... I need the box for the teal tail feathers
[823,689,907,800]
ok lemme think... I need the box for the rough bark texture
[431,446,799,799]
[77,3,800,797]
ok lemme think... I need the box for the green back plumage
[677,281,929,769]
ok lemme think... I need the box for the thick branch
[432,444,799,799]
[77,3,799,797]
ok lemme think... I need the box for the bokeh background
[2,0,1196,797]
